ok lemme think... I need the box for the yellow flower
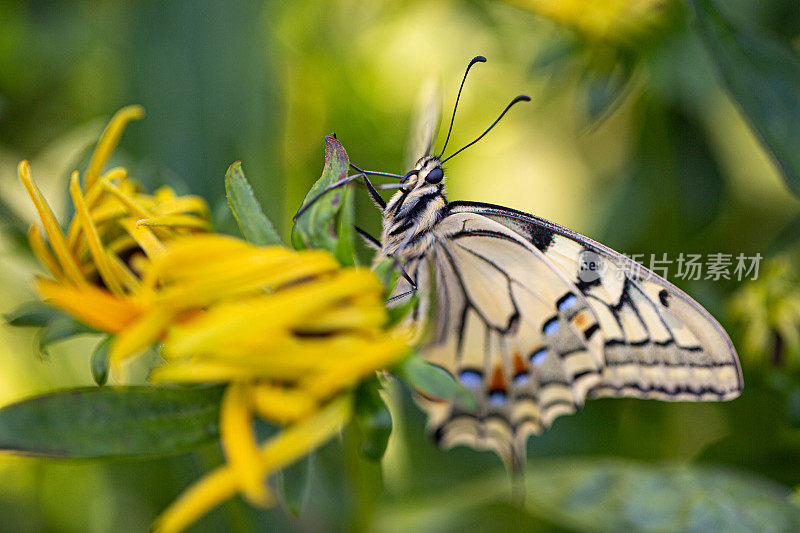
[25,224,408,530]
[19,105,211,333]
[506,0,673,44]
[18,106,411,533]
[117,235,407,532]
[730,256,800,367]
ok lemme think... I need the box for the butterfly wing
[447,201,743,401]
[393,211,608,467]
[394,203,742,466]
[404,79,442,169]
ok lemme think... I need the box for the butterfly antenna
[437,55,487,158]
[441,95,531,164]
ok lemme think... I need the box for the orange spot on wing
[489,365,507,393]
[512,351,527,375]
[572,310,592,329]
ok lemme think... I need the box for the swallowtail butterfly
[296,56,742,470]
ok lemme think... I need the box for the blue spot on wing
[557,293,578,312]
[530,348,548,365]
[459,369,483,388]
[543,317,560,335]
[513,373,530,386]
[489,390,506,406]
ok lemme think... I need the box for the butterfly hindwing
[393,212,606,465]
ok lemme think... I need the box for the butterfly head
[405,156,445,187]
[381,155,448,256]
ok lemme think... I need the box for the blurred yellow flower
[25,213,409,531]
[18,105,410,532]
[127,236,407,532]
[507,0,673,43]
[19,105,211,332]
[730,256,800,367]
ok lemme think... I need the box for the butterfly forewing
[447,201,743,401]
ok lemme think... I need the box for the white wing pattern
[393,202,743,468]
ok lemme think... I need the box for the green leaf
[224,160,282,246]
[292,135,354,263]
[767,212,800,256]
[0,193,33,251]
[525,458,800,531]
[278,453,313,516]
[353,378,392,461]
[692,0,800,198]
[0,386,224,459]
[393,355,477,411]
[4,300,63,328]
[38,315,96,357]
[584,54,636,123]
[669,108,725,233]
[333,184,356,266]
[90,336,112,386]
[375,459,800,532]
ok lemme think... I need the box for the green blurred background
[1,0,800,531]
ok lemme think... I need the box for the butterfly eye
[426,167,444,184]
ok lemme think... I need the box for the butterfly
[296,56,743,471]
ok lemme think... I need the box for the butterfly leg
[353,225,418,304]
[386,257,418,304]
[361,173,386,209]
[354,225,381,250]
[393,257,417,290]
[293,173,364,221]
[293,171,387,221]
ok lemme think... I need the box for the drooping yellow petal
[106,252,142,292]
[145,236,305,285]
[152,467,238,533]
[86,168,128,208]
[153,395,351,533]
[67,170,128,249]
[18,161,86,286]
[257,394,352,476]
[119,218,164,259]
[155,268,382,349]
[69,171,125,295]
[100,180,154,220]
[104,234,138,256]
[36,278,141,333]
[109,307,174,369]
[84,105,145,189]
[153,186,177,203]
[28,225,63,280]
[151,196,211,217]
[152,255,341,310]
[162,305,379,360]
[299,303,387,333]
[136,214,212,231]
[251,384,317,424]
[220,384,271,506]
[149,359,320,383]
[302,336,409,398]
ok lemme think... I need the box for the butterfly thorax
[381,156,448,258]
